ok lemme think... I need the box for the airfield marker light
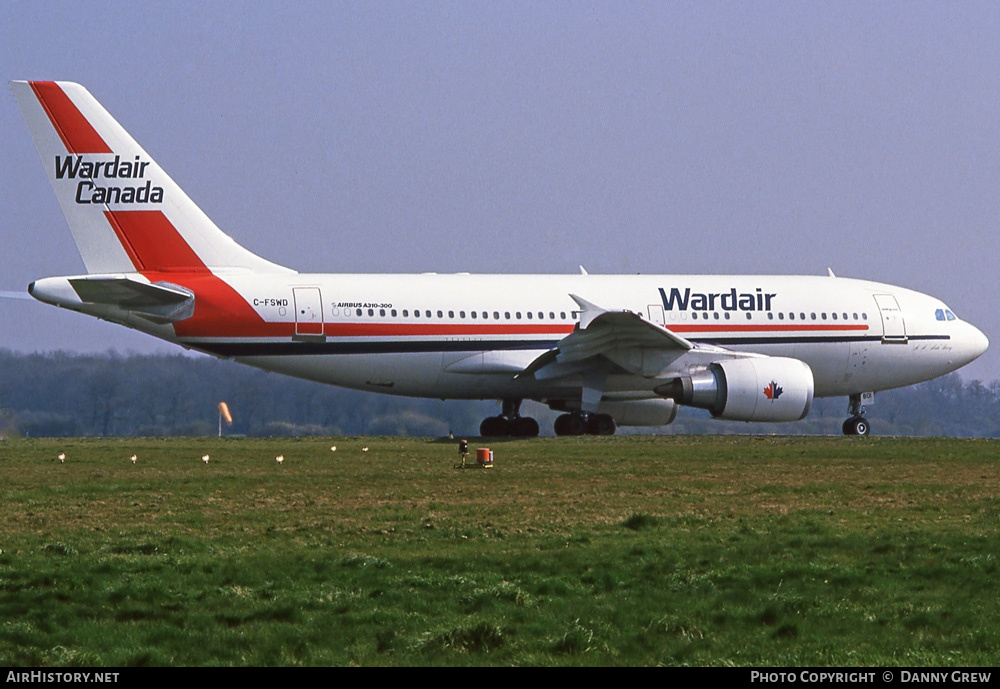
[362,447,369,452]
[131,455,137,464]
[202,454,210,464]
[330,446,337,452]
[58,452,65,463]
[276,455,284,464]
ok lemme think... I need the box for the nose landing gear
[842,393,871,436]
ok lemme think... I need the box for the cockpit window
[936,308,958,321]
[946,309,956,321]
[935,309,945,321]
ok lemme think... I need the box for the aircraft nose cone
[958,322,989,366]
[971,325,989,359]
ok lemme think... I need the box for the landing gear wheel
[554,413,587,436]
[587,413,617,436]
[510,416,540,437]
[842,416,870,436]
[480,415,510,437]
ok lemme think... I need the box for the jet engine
[655,357,814,422]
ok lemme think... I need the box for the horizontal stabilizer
[70,276,194,324]
[30,275,195,324]
[68,276,191,307]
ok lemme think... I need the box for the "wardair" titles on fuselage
[54,155,164,205]
[659,287,777,312]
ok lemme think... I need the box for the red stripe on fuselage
[29,82,111,154]
[324,323,574,337]
[142,271,289,338]
[100,210,273,337]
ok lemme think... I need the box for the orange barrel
[477,448,490,463]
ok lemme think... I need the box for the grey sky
[2,2,998,382]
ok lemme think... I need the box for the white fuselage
[37,271,983,406]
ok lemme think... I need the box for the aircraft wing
[521,294,732,381]
[518,294,739,412]
[560,294,694,357]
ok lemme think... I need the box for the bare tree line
[1,349,997,437]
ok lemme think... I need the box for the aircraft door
[647,304,665,325]
[873,294,907,343]
[293,287,325,337]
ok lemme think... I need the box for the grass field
[1,435,998,666]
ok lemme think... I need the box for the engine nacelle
[655,357,814,422]
[596,399,678,426]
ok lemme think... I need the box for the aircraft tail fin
[11,81,292,276]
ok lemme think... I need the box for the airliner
[10,81,988,437]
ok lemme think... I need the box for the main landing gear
[479,399,540,437]
[842,393,870,436]
[553,412,616,436]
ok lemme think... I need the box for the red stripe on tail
[104,210,209,273]
[29,82,111,154]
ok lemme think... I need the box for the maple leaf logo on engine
[763,381,783,400]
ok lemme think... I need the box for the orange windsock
[218,401,233,424]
